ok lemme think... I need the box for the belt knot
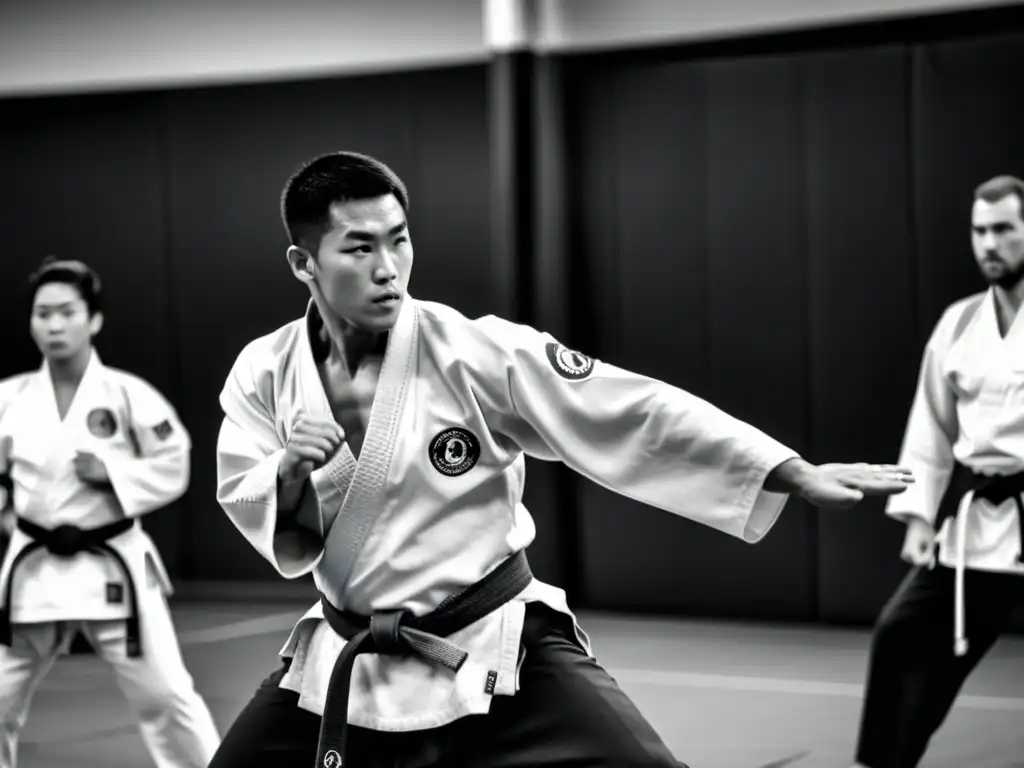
[48,524,87,557]
[368,610,409,655]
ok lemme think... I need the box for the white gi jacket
[216,297,800,731]
[0,350,185,623]
[887,288,1024,652]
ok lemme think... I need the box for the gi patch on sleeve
[86,408,118,438]
[545,342,594,381]
[428,427,481,477]
[152,419,174,441]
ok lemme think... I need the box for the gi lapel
[67,352,114,439]
[946,290,995,377]
[318,297,420,605]
[32,352,105,513]
[298,301,359,533]
[1002,290,1024,347]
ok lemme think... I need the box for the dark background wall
[560,10,1024,627]
[0,66,496,582]
[0,5,1022,628]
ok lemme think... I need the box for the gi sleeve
[100,376,191,518]
[0,376,23,514]
[885,311,959,526]
[215,352,325,579]
[474,318,801,543]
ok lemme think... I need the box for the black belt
[938,463,1024,564]
[967,469,1024,565]
[0,517,141,656]
[314,548,534,768]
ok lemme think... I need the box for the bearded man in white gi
[211,151,915,768]
[0,258,221,768]
[852,175,1024,768]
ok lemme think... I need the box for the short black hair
[280,151,410,251]
[29,256,103,316]
[975,175,1024,216]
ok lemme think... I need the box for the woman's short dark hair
[29,256,103,315]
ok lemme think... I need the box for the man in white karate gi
[0,257,221,768]
[211,151,914,768]
[852,175,1024,768]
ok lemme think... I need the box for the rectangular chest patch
[106,583,124,604]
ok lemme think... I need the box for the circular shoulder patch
[86,407,118,438]
[429,427,481,477]
[545,342,595,380]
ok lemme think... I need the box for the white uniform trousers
[0,593,220,768]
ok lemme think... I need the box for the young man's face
[29,282,101,362]
[293,193,413,333]
[972,193,1024,289]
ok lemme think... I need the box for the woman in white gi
[852,175,1024,768]
[210,151,915,768]
[0,258,221,768]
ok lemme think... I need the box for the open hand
[74,451,111,486]
[795,462,914,508]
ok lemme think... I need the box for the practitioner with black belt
[0,257,220,768]
[210,151,914,768]
[852,175,1024,768]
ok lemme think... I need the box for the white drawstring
[953,491,973,657]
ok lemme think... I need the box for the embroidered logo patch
[86,408,118,438]
[153,419,174,440]
[545,342,594,380]
[429,428,481,477]
[323,749,342,768]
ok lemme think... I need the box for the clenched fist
[901,517,936,567]
[74,451,111,487]
[278,415,345,488]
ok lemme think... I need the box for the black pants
[854,564,1024,768]
[210,603,685,767]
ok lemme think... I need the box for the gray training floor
[16,601,1024,768]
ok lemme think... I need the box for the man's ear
[286,245,316,284]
